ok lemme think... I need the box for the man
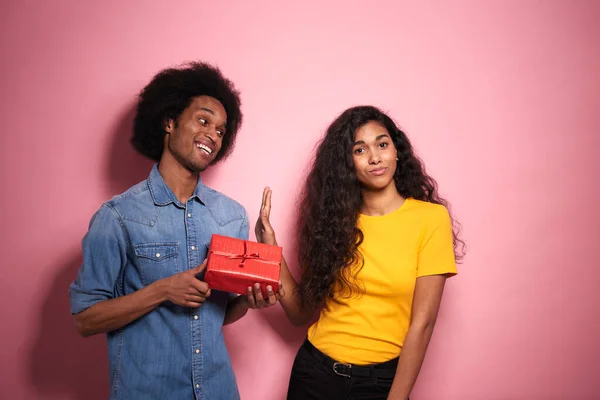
[70,62,281,400]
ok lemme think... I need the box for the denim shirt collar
[148,164,207,206]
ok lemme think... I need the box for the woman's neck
[360,184,405,216]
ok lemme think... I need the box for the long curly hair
[297,105,465,309]
[131,61,242,164]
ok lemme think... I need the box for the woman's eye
[380,142,388,148]
[354,148,364,155]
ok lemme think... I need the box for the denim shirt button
[194,315,198,320]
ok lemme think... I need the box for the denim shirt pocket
[134,242,180,286]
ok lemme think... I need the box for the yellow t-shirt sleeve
[417,205,458,277]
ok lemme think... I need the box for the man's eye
[216,130,224,137]
[199,118,207,125]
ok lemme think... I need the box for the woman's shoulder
[402,199,451,229]
[405,198,448,215]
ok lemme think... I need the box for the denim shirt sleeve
[69,203,128,315]
[237,211,250,241]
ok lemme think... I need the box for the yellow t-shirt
[307,198,457,364]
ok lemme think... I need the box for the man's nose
[204,126,218,143]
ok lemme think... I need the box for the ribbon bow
[211,240,266,268]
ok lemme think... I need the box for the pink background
[1,1,599,399]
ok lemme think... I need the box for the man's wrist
[238,294,251,309]
[150,278,169,303]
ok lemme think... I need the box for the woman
[254,105,464,399]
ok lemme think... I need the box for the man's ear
[164,119,174,134]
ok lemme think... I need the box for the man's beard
[168,140,209,173]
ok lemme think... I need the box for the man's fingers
[187,293,208,303]
[192,259,208,275]
[277,281,285,298]
[253,283,265,307]
[185,296,205,308]
[266,285,277,305]
[194,281,210,296]
[246,286,256,308]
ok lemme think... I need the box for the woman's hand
[255,187,278,246]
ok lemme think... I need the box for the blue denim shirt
[70,165,249,400]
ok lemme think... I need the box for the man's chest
[122,205,242,287]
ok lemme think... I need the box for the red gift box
[204,234,282,298]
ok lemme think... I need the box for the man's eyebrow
[199,107,214,115]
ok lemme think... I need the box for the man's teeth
[196,143,212,154]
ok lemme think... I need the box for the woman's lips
[369,167,387,176]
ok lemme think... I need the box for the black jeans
[286,339,405,400]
